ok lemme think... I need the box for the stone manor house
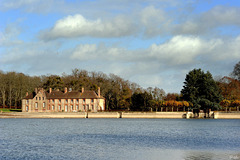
[22,87,105,112]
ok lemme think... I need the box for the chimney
[49,88,52,93]
[26,92,28,96]
[98,87,100,98]
[64,87,67,93]
[35,88,38,93]
[82,87,84,93]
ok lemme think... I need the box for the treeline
[1,60,240,111]
[0,69,166,110]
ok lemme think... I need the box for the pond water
[0,119,240,160]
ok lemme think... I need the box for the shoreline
[1,112,240,119]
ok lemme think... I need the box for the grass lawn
[0,108,22,112]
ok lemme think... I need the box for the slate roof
[64,91,82,99]
[23,89,104,100]
[81,91,99,99]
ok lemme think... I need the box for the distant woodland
[1,61,240,111]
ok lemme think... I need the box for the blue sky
[1,0,240,93]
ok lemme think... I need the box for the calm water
[0,118,240,160]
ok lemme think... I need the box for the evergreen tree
[181,69,222,111]
[232,61,240,81]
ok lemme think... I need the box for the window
[76,105,79,110]
[52,99,54,103]
[59,99,61,103]
[59,105,61,111]
[26,100,29,104]
[76,99,79,103]
[52,105,54,110]
[83,99,85,103]
[83,105,85,110]
[71,105,73,111]
[43,102,45,108]
[35,102,38,109]
[39,97,41,100]
[66,99,68,103]
[43,97,44,100]
[36,97,37,100]
[71,99,73,103]
[91,99,94,103]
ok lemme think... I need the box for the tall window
[83,99,85,103]
[66,99,68,103]
[76,105,79,111]
[39,97,41,100]
[43,97,44,100]
[43,102,45,108]
[59,99,61,103]
[26,100,29,104]
[36,97,37,100]
[35,102,38,109]
[52,99,54,103]
[76,99,79,104]
[91,99,94,103]
[59,105,61,111]
[71,99,73,103]
[52,105,54,110]
[71,105,73,111]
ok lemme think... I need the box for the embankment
[0,112,240,119]
[215,112,240,119]
[0,112,184,119]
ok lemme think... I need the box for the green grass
[0,108,22,112]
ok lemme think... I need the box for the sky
[0,0,240,93]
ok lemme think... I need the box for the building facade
[22,87,105,112]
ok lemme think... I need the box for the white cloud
[40,14,137,40]
[71,44,97,60]
[174,6,240,35]
[149,36,209,65]
[140,6,170,37]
